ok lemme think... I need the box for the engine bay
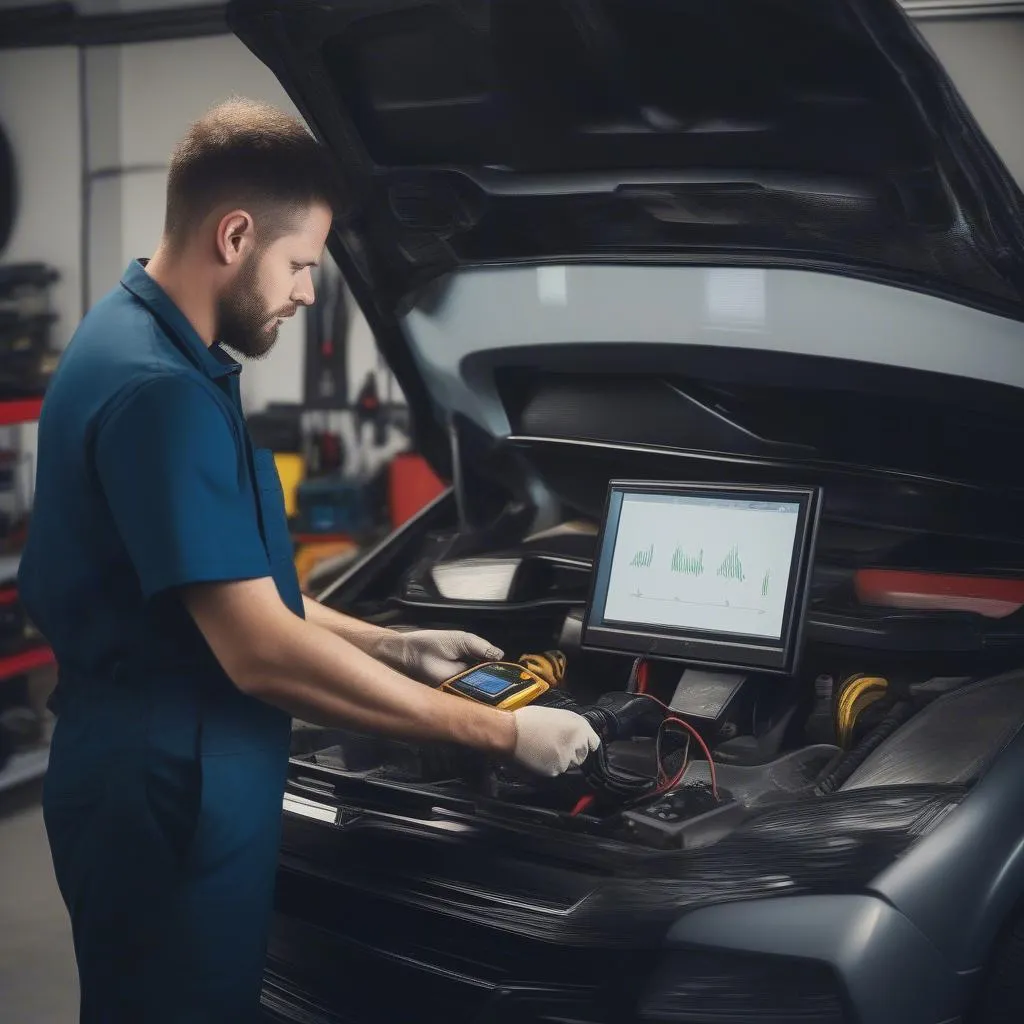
[289,472,1024,851]
[288,618,972,851]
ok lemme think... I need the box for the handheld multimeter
[440,662,550,710]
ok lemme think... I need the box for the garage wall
[112,34,386,413]
[919,16,1024,186]
[111,34,308,410]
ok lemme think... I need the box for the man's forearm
[248,611,515,754]
[302,595,391,653]
[188,580,511,752]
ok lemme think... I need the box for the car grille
[261,948,849,1024]
[259,908,633,1024]
[261,886,849,1024]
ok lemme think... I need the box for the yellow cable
[836,674,889,747]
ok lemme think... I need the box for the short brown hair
[163,97,337,249]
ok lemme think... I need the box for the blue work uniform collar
[120,259,241,380]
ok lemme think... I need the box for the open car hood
[229,0,1024,316]
[230,0,1024,499]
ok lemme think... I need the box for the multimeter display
[458,668,516,696]
[440,661,550,710]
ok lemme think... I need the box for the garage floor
[0,779,79,1022]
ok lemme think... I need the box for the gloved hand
[373,629,504,686]
[510,705,602,777]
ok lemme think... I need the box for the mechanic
[16,98,600,1024]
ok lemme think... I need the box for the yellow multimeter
[440,661,550,711]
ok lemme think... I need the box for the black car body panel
[226,0,1024,471]
[659,894,968,1024]
[871,697,1024,970]
[225,2,1024,1022]
[262,490,1024,1024]
[263,652,1024,1023]
[227,0,1024,313]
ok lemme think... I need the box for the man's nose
[292,268,315,307]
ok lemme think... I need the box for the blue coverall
[17,259,302,1022]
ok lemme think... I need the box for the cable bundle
[537,683,720,812]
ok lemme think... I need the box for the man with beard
[17,99,599,1024]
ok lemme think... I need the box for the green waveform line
[717,544,745,582]
[630,543,654,569]
[670,545,704,576]
[761,568,771,598]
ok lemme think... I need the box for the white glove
[373,629,504,686]
[510,705,602,777]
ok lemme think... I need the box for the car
[226,1,1024,1021]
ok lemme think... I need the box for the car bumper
[259,889,968,1024]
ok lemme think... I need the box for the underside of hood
[229,0,1024,316]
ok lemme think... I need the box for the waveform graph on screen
[630,543,654,569]
[670,545,704,577]
[716,544,745,583]
[601,489,805,644]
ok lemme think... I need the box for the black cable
[813,700,914,796]
[537,689,682,805]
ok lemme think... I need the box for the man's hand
[373,629,504,686]
[511,706,601,777]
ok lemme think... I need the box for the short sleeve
[94,374,271,599]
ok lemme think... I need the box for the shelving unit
[0,393,54,794]
[0,397,43,427]
[0,639,54,793]
[0,645,55,683]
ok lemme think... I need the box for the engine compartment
[289,598,1001,852]
[291,535,1024,851]
[290,397,1024,852]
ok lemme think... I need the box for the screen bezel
[582,481,821,674]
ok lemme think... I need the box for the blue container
[296,476,374,535]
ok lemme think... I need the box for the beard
[216,252,295,360]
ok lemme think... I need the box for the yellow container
[273,452,305,519]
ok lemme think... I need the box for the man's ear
[215,209,256,266]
